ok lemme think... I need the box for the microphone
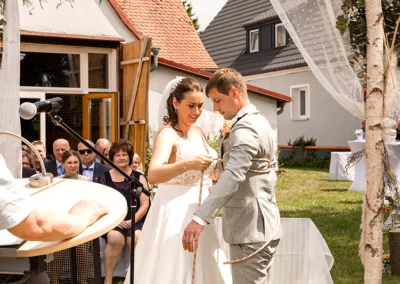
[19,97,64,120]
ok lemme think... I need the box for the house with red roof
[104,0,290,139]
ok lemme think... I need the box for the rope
[191,173,204,284]
[212,157,279,265]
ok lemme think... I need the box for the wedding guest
[60,150,91,181]
[45,139,70,177]
[22,153,34,169]
[31,140,50,171]
[101,145,111,166]
[361,120,366,139]
[130,153,144,174]
[99,139,150,284]
[95,138,111,163]
[77,140,110,183]
[396,119,400,141]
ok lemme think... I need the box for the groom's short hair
[206,68,247,97]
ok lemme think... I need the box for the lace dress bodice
[163,138,217,186]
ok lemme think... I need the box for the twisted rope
[191,173,204,284]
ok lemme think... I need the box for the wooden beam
[120,57,150,66]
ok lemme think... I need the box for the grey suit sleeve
[195,123,259,223]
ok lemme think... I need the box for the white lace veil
[0,0,21,177]
[158,76,224,139]
[269,0,366,119]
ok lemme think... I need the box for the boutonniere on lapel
[220,121,232,138]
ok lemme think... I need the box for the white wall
[245,70,361,146]
[96,0,138,42]
[150,66,278,144]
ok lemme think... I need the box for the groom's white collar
[230,104,258,126]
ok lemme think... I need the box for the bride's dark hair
[163,77,203,136]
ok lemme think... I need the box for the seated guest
[396,120,400,141]
[130,153,144,174]
[99,140,150,284]
[22,153,36,178]
[31,140,51,172]
[95,138,111,163]
[21,144,31,156]
[60,150,91,181]
[101,145,111,166]
[77,140,110,183]
[45,139,70,177]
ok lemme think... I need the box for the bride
[124,77,232,283]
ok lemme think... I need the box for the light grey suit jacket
[195,104,282,244]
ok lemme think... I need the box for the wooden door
[120,38,151,162]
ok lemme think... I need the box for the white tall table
[348,141,400,191]
[329,152,354,181]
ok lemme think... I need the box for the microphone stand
[48,114,149,284]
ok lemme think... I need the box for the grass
[276,168,400,284]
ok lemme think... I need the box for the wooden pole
[363,0,385,283]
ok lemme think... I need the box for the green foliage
[206,134,220,156]
[336,0,400,79]
[287,135,317,147]
[182,0,200,32]
[279,154,330,169]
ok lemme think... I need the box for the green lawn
[276,168,399,284]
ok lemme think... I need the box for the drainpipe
[277,101,286,115]
[150,47,160,72]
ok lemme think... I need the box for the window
[20,52,81,88]
[290,84,310,120]
[249,29,259,53]
[20,43,117,93]
[275,23,287,47]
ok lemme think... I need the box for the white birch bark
[363,0,385,283]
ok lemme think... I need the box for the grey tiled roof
[243,9,278,27]
[200,0,306,75]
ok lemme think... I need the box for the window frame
[290,84,310,121]
[275,23,287,48]
[20,43,117,94]
[249,29,260,53]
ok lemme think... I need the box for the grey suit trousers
[229,239,280,284]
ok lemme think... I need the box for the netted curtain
[0,0,21,178]
[269,0,365,119]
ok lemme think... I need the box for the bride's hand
[186,154,213,172]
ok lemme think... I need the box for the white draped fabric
[269,0,364,119]
[0,0,21,178]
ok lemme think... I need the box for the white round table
[348,141,400,191]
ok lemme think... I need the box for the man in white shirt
[0,154,108,241]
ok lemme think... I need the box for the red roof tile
[112,0,217,69]
[158,57,291,102]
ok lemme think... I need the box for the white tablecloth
[217,218,333,284]
[348,141,400,191]
[329,152,354,181]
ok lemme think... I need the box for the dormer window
[275,23,287,47]
[249,29,259,53]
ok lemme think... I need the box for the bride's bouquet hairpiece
[170,76,184,94]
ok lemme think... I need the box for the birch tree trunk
[364,0,385,283]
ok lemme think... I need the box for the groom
[183,68,282,284]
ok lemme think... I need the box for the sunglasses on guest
[78,149,93,155]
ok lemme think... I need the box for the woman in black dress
[99,139,150,284]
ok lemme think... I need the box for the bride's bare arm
[147,128,186,184]
[148,128,214,184]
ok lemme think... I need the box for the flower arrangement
[354,129,363,136]
[220,121,232,138]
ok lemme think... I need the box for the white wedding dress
[124,137,232,284]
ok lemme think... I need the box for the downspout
[150,47,160,72]
[277,101,286,115]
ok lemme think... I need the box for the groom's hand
[182,220,204,253]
